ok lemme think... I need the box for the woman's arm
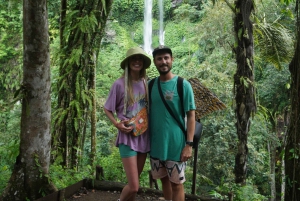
[103,107,133,134]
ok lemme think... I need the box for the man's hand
[180,145,193,162]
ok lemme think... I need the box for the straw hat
[120,47,151,69]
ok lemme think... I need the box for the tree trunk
[268,141,276,201]
[284,1,300,198]
[0,0,56,200]
[90,53,97,166]
[281,156,285,201]
[60,0,67,48]
[52,0,113,169]
[233,0,256,185]
[50,0,69,167]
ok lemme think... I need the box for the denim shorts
[119,144,137,158]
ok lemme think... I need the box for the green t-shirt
[149,76,196,161]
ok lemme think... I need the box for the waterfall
[143,0,164,53]
[143,0,153,54]
[158,0,164,45]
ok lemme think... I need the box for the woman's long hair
[122,59,147,115]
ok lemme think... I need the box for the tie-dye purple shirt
[104,77,150,153]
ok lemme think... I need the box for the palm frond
[254,18,294,70]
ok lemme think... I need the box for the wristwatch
[186,141,193,147]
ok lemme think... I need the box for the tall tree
[53,0,113,168]
[232,0,256,185]
[285,0,300,200]
[254,18,293,200]
[90,53,97,166]
[0,0,56,200]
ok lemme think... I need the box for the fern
[78,13,98,34]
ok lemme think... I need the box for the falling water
[158,0,164,45]
[143,0,153,54]
[143,0,165,52]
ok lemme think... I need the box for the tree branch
[224,0,235,13]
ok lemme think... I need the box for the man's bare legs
[160,176,172,200]
[171,182,185,201]
[160,176,185,201]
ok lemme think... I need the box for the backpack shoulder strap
[177,76,185,118]
[148,77,156,104]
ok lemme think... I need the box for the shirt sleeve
[183,79,196,112]
[104,79,124,116]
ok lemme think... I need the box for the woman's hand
[115,120,133,134]
[103,108,133,134]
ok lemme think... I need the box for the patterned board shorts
[150,157,186,184]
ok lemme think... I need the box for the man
[149,45,196,201]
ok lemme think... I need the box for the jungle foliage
[0,0,298,200]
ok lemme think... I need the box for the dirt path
[37,179,218,201]
[67,189,165,201]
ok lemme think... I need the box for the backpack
[148,76,202,148]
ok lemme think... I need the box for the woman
[104,47,151,201]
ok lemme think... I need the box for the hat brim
[120,54,151,69]
[152,46,172,57]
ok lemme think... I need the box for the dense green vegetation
[0,0,297,200]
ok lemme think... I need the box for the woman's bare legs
[119,152,147,201]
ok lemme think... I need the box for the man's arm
[186,110,195,142]
[180,110,195,162]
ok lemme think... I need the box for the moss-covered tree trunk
[0,0,56,200]
[233,0,256,185]
[90,53,97,166]
[53,0,113,169]
[284,1,300,199]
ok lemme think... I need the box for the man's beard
[158,66,171,75]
